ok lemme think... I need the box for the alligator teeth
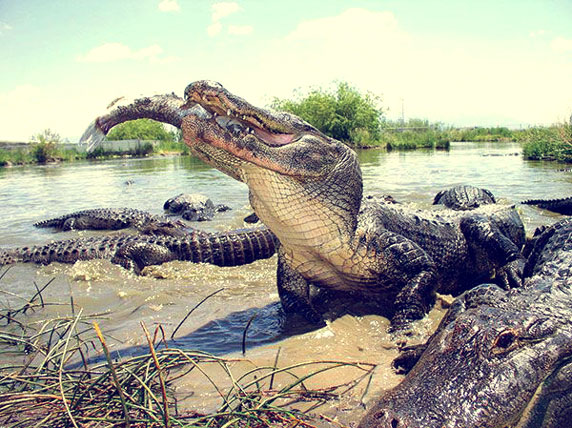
[247,127,254,134]
[242,115,248,120]
[227,109,232,116]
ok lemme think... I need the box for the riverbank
[1,123,570,168]
[0,140,190,167]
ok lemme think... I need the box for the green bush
[107,119,174,141]
[520,123,572,162]
[29,129,62,163]
[271,82,385,147]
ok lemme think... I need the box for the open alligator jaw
[182,80,313,148]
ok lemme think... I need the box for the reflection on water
[0,142,570,421]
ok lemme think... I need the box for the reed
[0,273,376,427]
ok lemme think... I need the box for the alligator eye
[492,329,517,354]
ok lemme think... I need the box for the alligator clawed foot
[496,257,526,289]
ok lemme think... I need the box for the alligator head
[181,80,363,252]
[359,283,572,428]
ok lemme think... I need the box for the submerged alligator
[0,227,277,273]
[433,184,496,210]
[523,196,572,215]
[81,81,526,331]
[359,217,572,428]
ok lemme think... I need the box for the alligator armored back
[359,217,572,428]
[79,80,527,333]
[0,228,277,273]
[34,208,182,231]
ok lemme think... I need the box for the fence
[0,140,162,153]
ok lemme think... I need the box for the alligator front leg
[111,242,176,273]
[460,215,526,289]
[277,247,326,326]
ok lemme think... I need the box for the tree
[107,119,174,141]
[271,82,385,146]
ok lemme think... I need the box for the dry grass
[0,271,376,427]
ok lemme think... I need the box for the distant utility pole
[401,98,405,125]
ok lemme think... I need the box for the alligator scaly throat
[359,217,572,428]
[79,80,526,331]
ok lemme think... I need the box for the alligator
[163,193,231,221]
[359,217,572,428]
[433,184,496,210]
[0,227,277,273]
[34,207,183,231]
[522,196,572,215]
[81,81,526,332]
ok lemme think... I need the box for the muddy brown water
[0,142,569,423]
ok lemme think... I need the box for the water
[0,142,570,421]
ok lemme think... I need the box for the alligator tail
[522,196,572,215]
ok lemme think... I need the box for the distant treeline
[1,82,571,167]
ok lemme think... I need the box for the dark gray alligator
[359,217,572,428]
[163,193,231,221]
[0,227,277,273]
[523,196,572,215]
[34,207,183,231]
[81,81,527,332]
[433,184,496,210]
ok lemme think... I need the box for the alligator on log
[79,81,527,332]
[522,196,572,215]
[359,217,572,428]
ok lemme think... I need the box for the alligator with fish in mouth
[81,81,526,331]
[359,217,572,428]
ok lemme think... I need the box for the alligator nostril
[391,419,399,428]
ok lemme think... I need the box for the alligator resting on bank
[34,207,183,231]
[433,184,496,210]
[522,196,572,215]
[359,217,572,428]
[0,227,277,273]
[81,81,526,332]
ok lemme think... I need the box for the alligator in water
[433,184,496,210]
[0,227,277,273]
[81,81,526,332]
[34,207,183,231]
[522,196,572,215]
[163,193,231,221]
[359,217,572,428]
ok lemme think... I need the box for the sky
[0,0,571,142]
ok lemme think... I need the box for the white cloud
[212,2,241,21]
[158,0,180,12]
[236,7,571,127]
[551,37,572,53]
[77,43,165,63]
[0,21,12,35]
[529,29,545,38]
[228,25,253,35]
[208,2,251,37]
[208,22,223,37]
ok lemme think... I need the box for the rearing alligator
[82,81,526,332]
[359,217,572,428]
